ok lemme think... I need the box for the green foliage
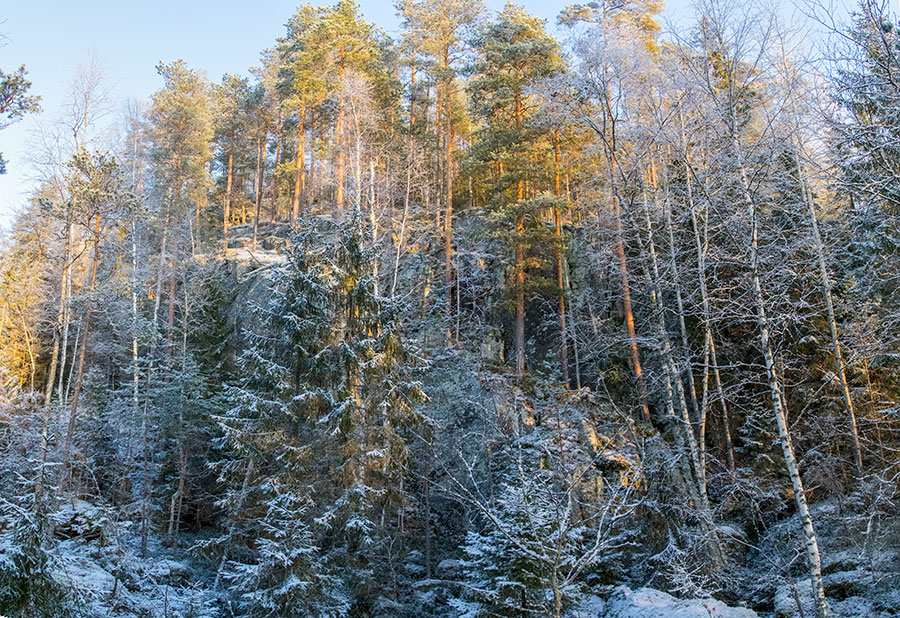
[0,503,72,618]
[0,64,41,174]
[149,60,213,214]
[209,215,426,615]
[467,3,563,195]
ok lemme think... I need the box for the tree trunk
[368,158,379,297]
[140,191,172,556]
[554,130,569,384]
[708,331,735,474]
[131,216,141,499]
[43,217,72,410]
[796,148,863,475]
[514,92,526,378]
[223,149,233,254]
[270,109,282,222]
[443,60,454,347]
[654,160,706,489]
[682,118,737,476]
[309,118,318,209]
[292,106,306,227]
[424,441,432,579]
[515,210,526,378]
[36,214,73,511]
[736,135,828,618]
[612,188,651,424]
[57,256,72,412]
[166,239,178,356]
[64,213,101,479]
[253,135,264,250]
[336,106,345,215]
[635,183,711,510]
[215,459,255,588]
[393,122,413,299]
[19,310,35,392]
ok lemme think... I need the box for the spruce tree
[208,215,424,614]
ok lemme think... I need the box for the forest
[0,0,898,616]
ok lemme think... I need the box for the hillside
[1,0,900,617]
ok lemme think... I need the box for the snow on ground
[49,534,218,618]
[602,586,759,618]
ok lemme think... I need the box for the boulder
[570,594,606,618]
[774,579,814,618]
[603,586,758,618]
[776,572,891,617]
[51,499,111,544]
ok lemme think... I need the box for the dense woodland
[1,0,900,616]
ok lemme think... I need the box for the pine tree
[213,74,252,253]
[398,0,484,343]
[467,3,564,378]
[148,60,212,248]
[0,64,40,174]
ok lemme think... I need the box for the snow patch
[603,586,758,618]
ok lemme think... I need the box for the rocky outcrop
[599,586,758,618]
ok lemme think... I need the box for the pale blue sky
[0,0,818,226]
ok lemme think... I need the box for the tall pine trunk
[253,135,264,249]
[554,130,569,384]
[292,106,306,227]
[336,106,345,215]
[514,92,526,378]
[270,109,283,222]
[223,148,233,254]
[443,61,454,346]
[611,180,651,424]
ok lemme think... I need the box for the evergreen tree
[213,74,252,252]
[467,3,564,377]
[0,64,40,174]
[208,215,424,615]
[148,60,213,243]
[0,501,72,618]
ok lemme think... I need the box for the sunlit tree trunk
[309,118,317,209]
[610,174,651,423]
[224,147,233,254]
[393,82,415,299]
[292,105,306,227]
[130,215,141,501]
[554,129,569,384]
[43,215,71,411]
[336,106,345,215]
[514,92,526,378]
[270,109,282,222]
[36,211,72,510]
[368,158,379,297]
[443,56,454,346]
